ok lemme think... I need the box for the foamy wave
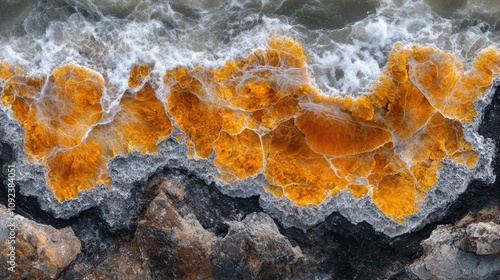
[2,0,500,98]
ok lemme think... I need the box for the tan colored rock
[457,203,500,228]
[461,222,500,255]
[134,189,217,279]
[0,204,81,279]
[476,204,500,223]
[456,211,475,228]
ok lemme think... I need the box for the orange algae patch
[264,185,284,197]
[385,81,436,139]
[162,38,497,220]
[1,63,172,201]
[214,129,263,182]
[2,38,498,221]
[284,184,329,206]
[410,161,441,193]
[2,63,103,158]
[44,64,104,147]
[121,64,172,154]
[167,86,223,158]
[0,61,18,84]
[166,37,306,159]
[263,120,346,205]
[46,138,109,201]
[372,170,417,221]
[348,185,369,199]
[394,44,500,122]
[295,109,393,156]
[111,82,172,154]
[128,64,151,89]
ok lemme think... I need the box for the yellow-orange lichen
[165,37,497,219]
[263,120,346,204]
[1,63,171,201]
[214,129,263,182]
[1,37,498,221]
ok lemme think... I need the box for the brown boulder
[64,175,301,279]
[0,204,81,280]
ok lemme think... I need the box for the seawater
[2,0,500,98]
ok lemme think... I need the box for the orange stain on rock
[112,82,172,154]
[263,120,346,205]
[1,63,171,201]
[1,38,498,220]
[214,129,263,182]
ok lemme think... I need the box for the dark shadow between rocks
[160,167,263,238]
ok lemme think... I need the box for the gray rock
[461,222,500,255]
[407,225,500,280]
[213,212,300,280]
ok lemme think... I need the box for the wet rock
[64,243,152,280]
[0,204,81,280]
[213,212,299,279]
[134,181,217,279]
[64,173,300,279]
[407,225,500,280]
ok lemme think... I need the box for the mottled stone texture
[63,174,300,279]
[212,212,299,279]
[408,204,500,280]
[0,204,81,279]
[461,222,500,255]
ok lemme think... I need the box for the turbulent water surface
[2,0,500,236]
[1,0,500,94]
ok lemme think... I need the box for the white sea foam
[2,0,499,96]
